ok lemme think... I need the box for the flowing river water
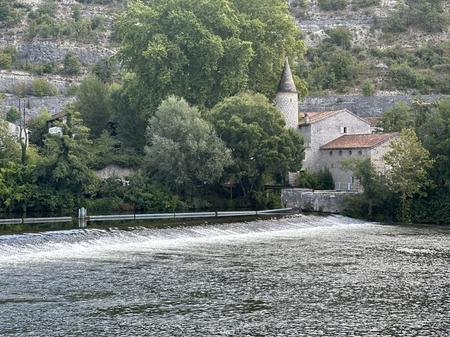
[0,215,449,336]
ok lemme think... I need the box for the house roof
[303,110,341,123]
[301,109,371,126]
[363,117,380,127]
[277,57,297,93]
[48,112,67,123]
[320,133,397,150]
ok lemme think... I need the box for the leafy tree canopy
[384,129,433,222]
[115,0,306,111]
[209,92,304,198]
[145,96,232,196]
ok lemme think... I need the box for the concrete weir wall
[281,188,359,214]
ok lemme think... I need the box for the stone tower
[276,57,300,129]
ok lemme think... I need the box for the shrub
[362,81,375,96]
[0,51,12,69]
[352,0,380,8]
[31,78,58,97]
[318,0,348,11]
[63,52,82,75]
[387,64,420,89]
[6,106,20,122]
[297,169,334,190]
[325,27,352,49]
[382,0,448,34]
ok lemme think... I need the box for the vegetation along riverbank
[1,0,449,225]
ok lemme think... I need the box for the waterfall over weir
[0,215,367,264]
[1,215,449,337]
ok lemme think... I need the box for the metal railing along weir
[0,208,293,225]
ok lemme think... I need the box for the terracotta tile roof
[320,133,397,150]
[364,117,380,127]
[301,109,370,126]
[302,110,342,124]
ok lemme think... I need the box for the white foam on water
[0,215,375,265]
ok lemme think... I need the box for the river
[0,215,449,336]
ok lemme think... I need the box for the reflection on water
[0,215,449,336]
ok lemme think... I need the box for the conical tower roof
[277,57,297,93]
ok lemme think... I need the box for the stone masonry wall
[300,95,447,117]
[0,94,75,119]
[281,188,358,214]
[303,110,371,171]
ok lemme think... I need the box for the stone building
[275,58,396,190]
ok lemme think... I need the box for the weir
[0,208,293,226]
[0,214,365,265]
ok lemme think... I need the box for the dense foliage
[347,98,450,224]
[115,0,306,111]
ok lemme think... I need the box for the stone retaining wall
[281,188,358,214]
[300,95,447,117]
[0,94,75,118]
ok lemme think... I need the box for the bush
[6,106,20,122]
[318,0,348,11]
[0,51,12,69]
[362,80,375,96]
[387,64,421,89]
[382,1,448,34]
[352,0,380,9]
[297,169,334,190]
[63,52,82,75]
[325,27,352,49]
[31,78,58,97]
[0,47,17,70]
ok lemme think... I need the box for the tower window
[340,127,348,134]
[349,150,352,155]
[329,151,333,156]
[339,150,343,156]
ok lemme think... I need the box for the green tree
[74,76,112,138]
[62,52,82,75]
[384,129,433,223]
[410,98,450,224]
[27,109,52,147]
[115,0,305,111]
[6,106,20,122]
[145,96,232,198]
[32,78,58,97]
[342,158,394,220]
[110,80,147,151]
[362,81,375,96]
[33,110,98,211]
[378,101,415,132]
[209,93,304,202]
[325,27,352,49]
[0,119,20,165]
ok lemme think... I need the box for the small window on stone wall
[349,150,352,155]
[339,150,343,156]
[358,150,363,155]
[329,151,333,156]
